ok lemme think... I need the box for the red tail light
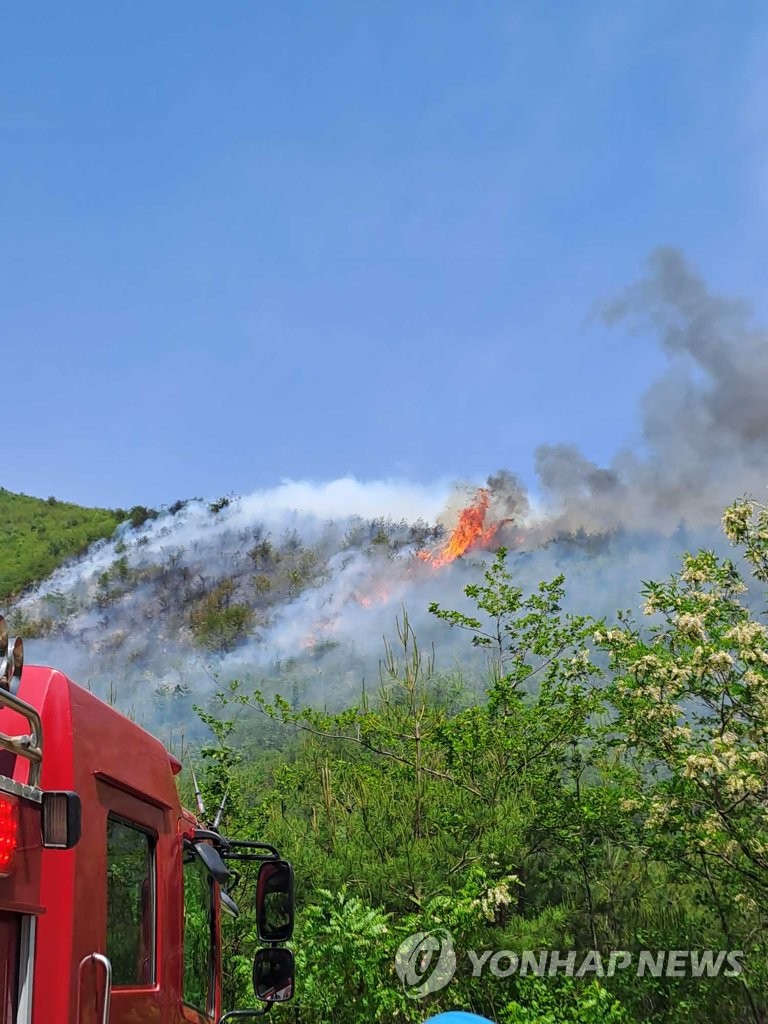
[0,796,19,876]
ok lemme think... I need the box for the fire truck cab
[0,621,295,1024]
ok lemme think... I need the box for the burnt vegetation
[9,496,445,705]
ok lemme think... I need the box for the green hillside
[0,489,126,602]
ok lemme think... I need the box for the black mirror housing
[192,841,231,885]
[256,859,294,942]
[253,947,294,1002]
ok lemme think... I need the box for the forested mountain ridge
[0,488,131,601]
[7,477,720,730]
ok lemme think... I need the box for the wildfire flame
[418,487,500,568]
[356,582,393,608]
[302,486,507,648]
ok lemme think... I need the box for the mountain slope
[12,480,729,730]
[0,488,126,601]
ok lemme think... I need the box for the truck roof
[0,666,182,809]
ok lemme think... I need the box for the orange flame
[419,487,500,568]
[356,583,393,608]
[299,489,505,649]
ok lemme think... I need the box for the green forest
[189,495,768,1024]
[0,488,127,601]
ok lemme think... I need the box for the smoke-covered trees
[189,578,255,651]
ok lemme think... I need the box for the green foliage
[126,504,159,529]
[293,887,412,1024]
[0,487,126,600]
[188,506,768,1024]
[500,978,632,1024]
[593,503,768,1017]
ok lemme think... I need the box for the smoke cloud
[533,247,768,534]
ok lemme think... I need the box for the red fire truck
[0,617,295,1023]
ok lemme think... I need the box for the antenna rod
[212,792,228,831]
[192,770,207,821]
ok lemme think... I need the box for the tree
[596,499,768,1022]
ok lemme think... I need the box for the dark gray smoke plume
[533,247,768,535]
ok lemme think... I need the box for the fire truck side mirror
[255,859,294,942]
[41,791,81,849]
[252,947,294,1003]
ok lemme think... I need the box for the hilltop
[0,488,136,602]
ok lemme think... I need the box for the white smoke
[26,477,452,600]
[16,477,470,725]
[237,477,451,523]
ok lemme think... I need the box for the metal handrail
[77,953,112,1024]
[0,688,43,787]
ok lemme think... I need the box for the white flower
[708,651,734,672]
[725,621,767,645]
[675,613,707,641]
[722,502,753,541]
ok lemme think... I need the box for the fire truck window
[183,852,214,1014]
[106,817,155,987]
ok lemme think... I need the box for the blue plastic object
[422,1014,495,1024]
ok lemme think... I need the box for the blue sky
[3,2,768,508]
